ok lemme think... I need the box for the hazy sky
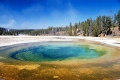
[0,0,120,29]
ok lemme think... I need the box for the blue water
[10,42,106,62]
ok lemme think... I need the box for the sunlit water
[10,42,106,62]
[0,41,120,80]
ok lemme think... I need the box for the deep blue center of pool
[10,42,106,61]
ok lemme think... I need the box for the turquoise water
[10,42,106,62]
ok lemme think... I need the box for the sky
[0,0,120,29]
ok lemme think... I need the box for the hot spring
[10,42,106,62]
[0,41,120,80]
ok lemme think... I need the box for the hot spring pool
[10,42,106,62]
[0,41,120,80]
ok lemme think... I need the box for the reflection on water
[0,41,120,80]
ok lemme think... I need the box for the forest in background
[0,10,120,37]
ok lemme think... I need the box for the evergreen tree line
[0,10,120,36]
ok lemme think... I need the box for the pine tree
[68,22,72,36]
[115,10,120,30]
[73,23,77,36]
[92,20,99,37]
[81,22,86,36]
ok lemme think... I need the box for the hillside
[111,27,120,36]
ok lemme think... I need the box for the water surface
[0,41,120,80]
[10,42,106,62]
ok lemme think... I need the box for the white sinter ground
[0,36,120,47]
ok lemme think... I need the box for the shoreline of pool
[0,36,120,48]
